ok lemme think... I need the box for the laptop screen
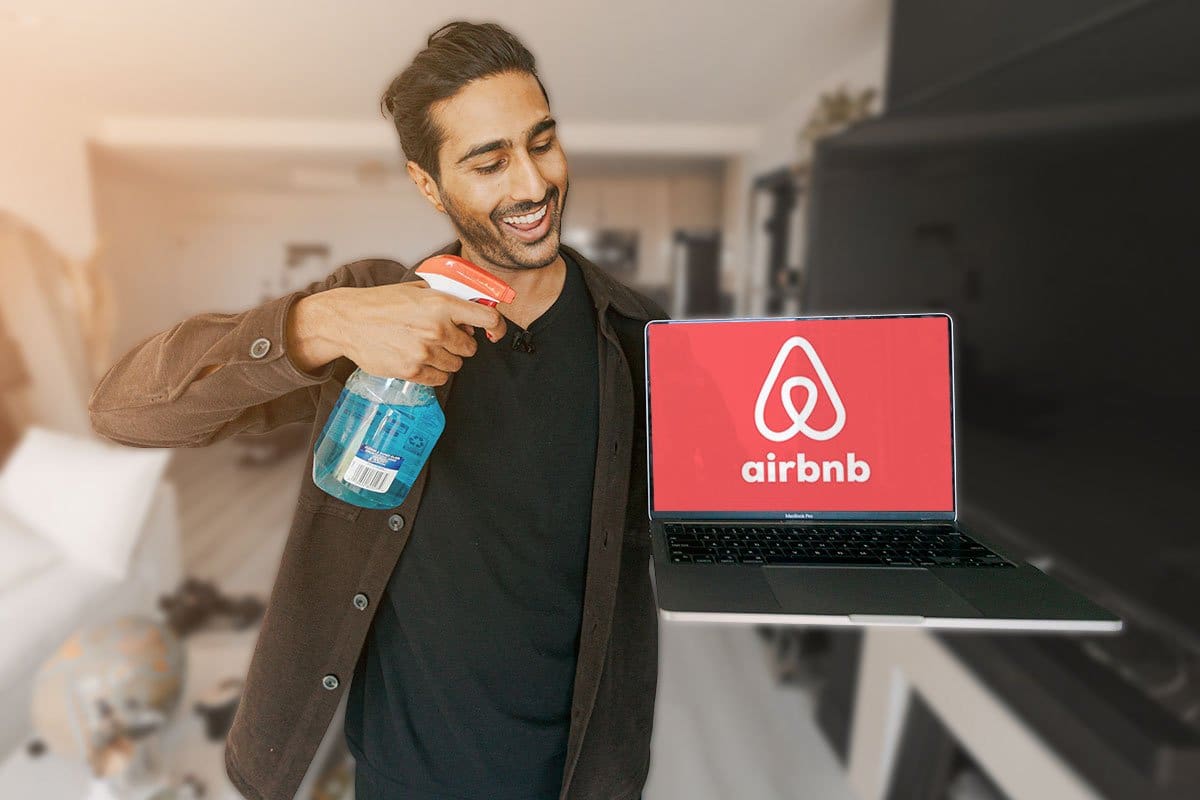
[645,315,955,520]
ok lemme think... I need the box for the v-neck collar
[511,251,578,336]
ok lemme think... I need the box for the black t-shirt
[345,252,599,800]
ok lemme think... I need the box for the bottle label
[343,444,405,493]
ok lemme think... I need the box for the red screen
[647,317,955,514]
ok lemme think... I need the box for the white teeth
[502,204,547,225]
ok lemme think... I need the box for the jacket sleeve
[88,261,375,448]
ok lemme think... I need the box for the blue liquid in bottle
[312,370,445,509]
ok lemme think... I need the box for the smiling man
[89,20,666,800]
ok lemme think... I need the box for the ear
[406,161,446,214]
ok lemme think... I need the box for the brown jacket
[88,241,666,800]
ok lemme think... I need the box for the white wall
[92,155,723,357]
[92,156,453,356]
[0,81,99,261]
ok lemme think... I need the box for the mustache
[496,187,558,219]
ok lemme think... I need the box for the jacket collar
[419,240,657,323]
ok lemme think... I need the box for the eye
[531,140,553,154]
[476,160,504,175]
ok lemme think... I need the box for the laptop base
[649,521,1123,633]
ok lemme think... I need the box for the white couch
[0,463,182,758]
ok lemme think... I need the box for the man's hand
[286,281,508,385]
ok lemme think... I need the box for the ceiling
[1,0,886,125]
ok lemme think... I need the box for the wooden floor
[169,436,856,800]
[168,436,305,595]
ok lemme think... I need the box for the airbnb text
[741,452,872,484]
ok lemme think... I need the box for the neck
[458,243,566,322]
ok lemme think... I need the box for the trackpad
[764,569,982,617]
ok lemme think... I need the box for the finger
[481,312,508,344]
[458,323,475,336]
[408,365,451,387]
[426,347,465,374]
[445,297,507,341]
[442,326,478,358]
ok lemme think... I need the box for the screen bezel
[644,313,958,522]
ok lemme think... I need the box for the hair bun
[428,21,460,46]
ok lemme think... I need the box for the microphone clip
[511,330,536,354]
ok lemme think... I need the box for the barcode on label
[344,458,397,493]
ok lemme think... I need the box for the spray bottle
[312,255,515,509]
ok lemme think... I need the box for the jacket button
[249,337,271,359]
[387,513,405,532]
[322,674,339,690]
[352,593,369,610]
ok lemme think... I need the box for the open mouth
[498,201,552,243]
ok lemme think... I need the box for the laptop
[644,314,1122,632]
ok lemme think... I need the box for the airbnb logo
[744,336,870,485]
[754,336,846,442]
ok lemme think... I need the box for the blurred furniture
[0,442,181,757]
[845,628,1104,800]
[669,230,727,318]
[748,165,804,317]
[844,624,1200,799]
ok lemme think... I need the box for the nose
[507,149,548,207]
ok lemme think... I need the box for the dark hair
[380,21,549,184]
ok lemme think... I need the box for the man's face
[418,71,568,272]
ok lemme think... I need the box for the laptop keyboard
[664,524,1014,568]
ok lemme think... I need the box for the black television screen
[800,105,1200,641]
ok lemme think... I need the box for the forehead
[432,71,551,159]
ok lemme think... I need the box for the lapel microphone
[511,329,536,353]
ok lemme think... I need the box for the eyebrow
[456,118,557,165]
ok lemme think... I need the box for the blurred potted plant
[796,84,879,167]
